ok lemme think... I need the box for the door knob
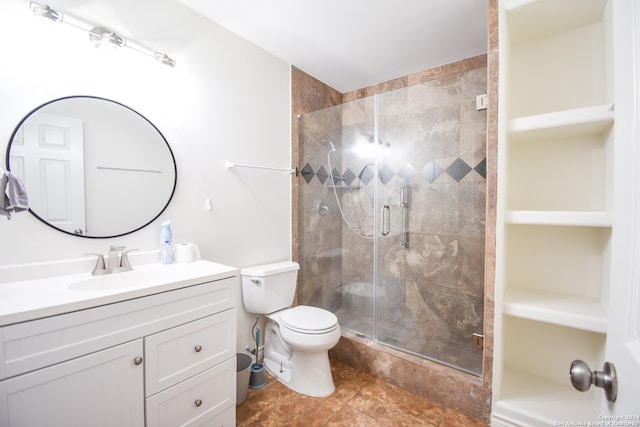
[569,360,617,402]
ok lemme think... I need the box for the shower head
[321,139,336,153]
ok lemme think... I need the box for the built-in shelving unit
[493,0,614,425]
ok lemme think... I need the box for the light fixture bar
[29,2,176,67]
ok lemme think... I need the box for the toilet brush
[248,327,266,389]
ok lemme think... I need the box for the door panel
[9,112,86,234]
[605,0,640,414]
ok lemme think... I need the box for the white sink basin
[68,269,179,291]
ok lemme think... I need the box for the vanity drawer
[145,357,236,427]
[0,276,237,380]
[145,309,236,396]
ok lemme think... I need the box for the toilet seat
[279,306,338,335]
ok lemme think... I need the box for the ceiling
[175,0,488,93]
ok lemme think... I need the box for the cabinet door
[0,340,144,427]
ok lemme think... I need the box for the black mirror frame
[5,95,178,239]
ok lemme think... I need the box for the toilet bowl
[241,262,341,397]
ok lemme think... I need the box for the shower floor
[334,307,483,375]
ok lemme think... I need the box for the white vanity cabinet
[0,271,238,427]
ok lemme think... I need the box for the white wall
[0,0,292,353]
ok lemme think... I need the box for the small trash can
[236,353,253,405]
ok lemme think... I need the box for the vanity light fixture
[29,2,176,67]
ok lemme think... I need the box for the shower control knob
[569,360,617,402]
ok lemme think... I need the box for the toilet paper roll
[173,243,201,263]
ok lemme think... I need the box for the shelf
[494,369,600,427]
[503,288,607,333]
[505,210,612,227]
[505,128,611,211]
[504,0,609,44]
[504,225,611,304]
[508,104,614,141]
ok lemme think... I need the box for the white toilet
[241,261,341,397]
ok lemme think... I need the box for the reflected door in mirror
[10,113,87,235]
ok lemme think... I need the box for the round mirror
[5,96,177,238]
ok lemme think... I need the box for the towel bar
[226,161,298,176]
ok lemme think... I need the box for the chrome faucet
[86,245,135,275]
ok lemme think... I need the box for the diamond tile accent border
[360,165,374,185]
[397,163,417,183]
[301,157,486,186]
[342,168,356,185]
[316,165,329,184]
[446,158,472,182]
[301,163,314,184]
[421,161,443,183]
[474,158,486,179]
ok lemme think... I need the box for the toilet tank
[241,261,300,314]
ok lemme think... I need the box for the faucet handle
[109,245,126,251]
[120,249,138,271]
[84,253,107,276]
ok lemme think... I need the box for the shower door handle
[381,204,390,236]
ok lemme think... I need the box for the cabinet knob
[133,356,143,366]
[194,399,203,407]
[194,345,202,353]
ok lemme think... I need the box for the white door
[9,112,86,235]
[602,0,640,415]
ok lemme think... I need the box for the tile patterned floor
[236,360,488,426]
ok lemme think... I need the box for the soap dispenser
[160,220,173,264]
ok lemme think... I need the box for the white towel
[0,170,29,220]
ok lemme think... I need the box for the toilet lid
[279,306,338,334]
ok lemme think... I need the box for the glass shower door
[374,78,486,374]
[334,96,378,339]
[297,96,377,339]
[297,66,486,375]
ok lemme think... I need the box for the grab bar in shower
[226,161,299,175]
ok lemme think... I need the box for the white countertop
[0,260,239,326]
